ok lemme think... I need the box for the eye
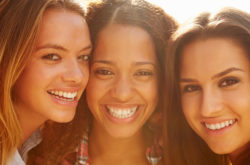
[182,84,201,93]
[219,77,240,88]
[134,70,154,81]
[134,71,153,76]
[95,69,113,75]
[41,54,60,61]
[78,54,90,62]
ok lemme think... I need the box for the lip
[201,118,235,124]
[101,104,142,124]
[201,119,237,136]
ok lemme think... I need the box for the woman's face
[13,9,92,123]
[179,38,250,156]
[86,24,159,138]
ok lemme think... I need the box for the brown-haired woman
[164,7,250,165]
[0,0,92,164]
[63,0,177,165]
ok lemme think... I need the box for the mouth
[204,119,237,130]
[105,105,138,119]
[47,90,78,102]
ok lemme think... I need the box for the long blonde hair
[0,0,86,164]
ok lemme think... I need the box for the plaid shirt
[73,132,162,165]
[74,133,90,165]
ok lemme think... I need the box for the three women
[1,0,249,165]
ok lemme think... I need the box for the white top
[7,129,42,165]
[8,150,26,165]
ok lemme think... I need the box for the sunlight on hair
[146,0,250,23]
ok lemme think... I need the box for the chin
[51,111,76,123]
[208,144,234,155]
[106,128,139,139]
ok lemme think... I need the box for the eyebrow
[79,45,92,52]
[92,60,156,67]
[92,60,113,65]
[211,67,244,79]
[36,44,92,52]
[180,67,244,83]
[135,61,156,67]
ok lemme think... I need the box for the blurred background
[146,0,250,23]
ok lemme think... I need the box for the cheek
[13,65,46,107]
[86,78,105,110]
[14,62,64,95]
[181,95,199,123]
[24,62,61,83]
[15,64,46,91]
[181,96,191,115]
[141,81,158,108]
[223,87,250,112]
[80,65,90,88]
[80,62,90,75]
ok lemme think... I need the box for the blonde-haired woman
[0,0,92,164]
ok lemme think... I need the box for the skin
[13,8,92,143]
[86,24,159,165]
[179,38,250,161]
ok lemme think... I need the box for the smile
[106,105,138,119]
[47,90,77,101]
[204,119,237,130]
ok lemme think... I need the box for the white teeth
[48,90,77,100]
[215,123,220,129]
[205,119,236,130]
[106,106,138,119]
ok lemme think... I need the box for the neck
[16,106,45,148]
[89,121,149,165]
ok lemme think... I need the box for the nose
[62,59,85,84]
[200,88,223,117]
[110,74,134,102]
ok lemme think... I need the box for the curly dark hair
[87,0,177,117]
[83,0,177,164]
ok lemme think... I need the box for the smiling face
[86,24,159,138]
[13,9,92,124]
[179,38,250,156]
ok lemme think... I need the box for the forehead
[93,24,157,62]
[35,8,90,47]
[180,38,249,76]
[42,8,84,25]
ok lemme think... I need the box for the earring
[146,111,163,165]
